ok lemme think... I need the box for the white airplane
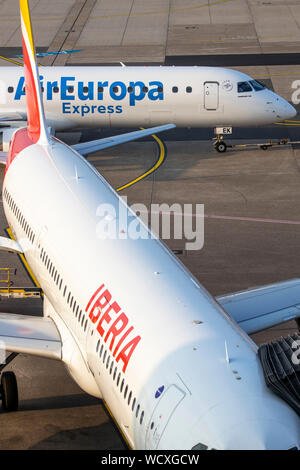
[0,0,299,451]
[0,60,296,152]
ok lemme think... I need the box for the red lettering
[116,336,141,373]
[89,288,111,323]
[105,312,128,351]
[113,326,133,357]
[97,301,120,336]
[86,284,104,313]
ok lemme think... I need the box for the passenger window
[237,81,252,93]
[8,86,14,93]
[172,86,178,93]
[186,86,192,93]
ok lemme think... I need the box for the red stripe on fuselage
[22,36,41,143]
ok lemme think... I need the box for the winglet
[19,0,49,145]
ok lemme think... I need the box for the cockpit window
[249,80,265,91]
[237,81,253,93]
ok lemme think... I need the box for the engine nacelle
[1,125,27,151]
[0,125,55,151]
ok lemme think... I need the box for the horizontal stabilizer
[0,236,23,253]
[216,278,300,334]
[0,113,25,121]
[72,124,176,156]
[0,313,61,360]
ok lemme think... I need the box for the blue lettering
[107,105,114,114]
[129,81,145,107]
[97,81,108,100]
[110,81,127,101]
[61,77,75,101]
[15,76,25,100]
[148,81,164,101]
[116,105,123,113]
[78,81,94,101]
[98,105,106,113]
[62,102,71,114]
[47,81,58,100]
[81,105,90,116]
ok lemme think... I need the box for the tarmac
[0,0,299,450]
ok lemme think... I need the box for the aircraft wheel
[260,145,268,150]
[215,141,227,153]
[1,371,18,411]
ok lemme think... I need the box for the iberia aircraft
[0,0,299,451]
[0,54,296,151]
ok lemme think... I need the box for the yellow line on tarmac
[0,55,23,66]
[5,227,40,288]
[116,132,166,192]
[274,122,300,126]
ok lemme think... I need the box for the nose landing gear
[0,353,19,411]
[214,137,227,153]
[213,127,232,153]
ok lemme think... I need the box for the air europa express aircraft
[0,64,296,151]
[0,0,299,451]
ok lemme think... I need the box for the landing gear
[0,353,19,412]
[214,140,227,153]
[213,127,232,153]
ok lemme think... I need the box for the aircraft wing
[216,278,300,334]
[72,124,176,156]
[0,113,25,122]
[0,314,61,360]
[0,236,23,253]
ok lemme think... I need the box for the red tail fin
[20,0,49,144]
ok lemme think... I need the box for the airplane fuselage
[0,66,295,131]
[2,135,299,450]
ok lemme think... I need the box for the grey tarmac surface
[0,0,299,451]
[0,135,299,450]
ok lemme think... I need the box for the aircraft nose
[277,98,297,120]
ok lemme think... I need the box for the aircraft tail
[19,0,49,145]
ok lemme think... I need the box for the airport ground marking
[5,227,40,288]
[116,132,166,192]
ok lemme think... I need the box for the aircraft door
[145,384,186,449]
[204,82,219,110]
